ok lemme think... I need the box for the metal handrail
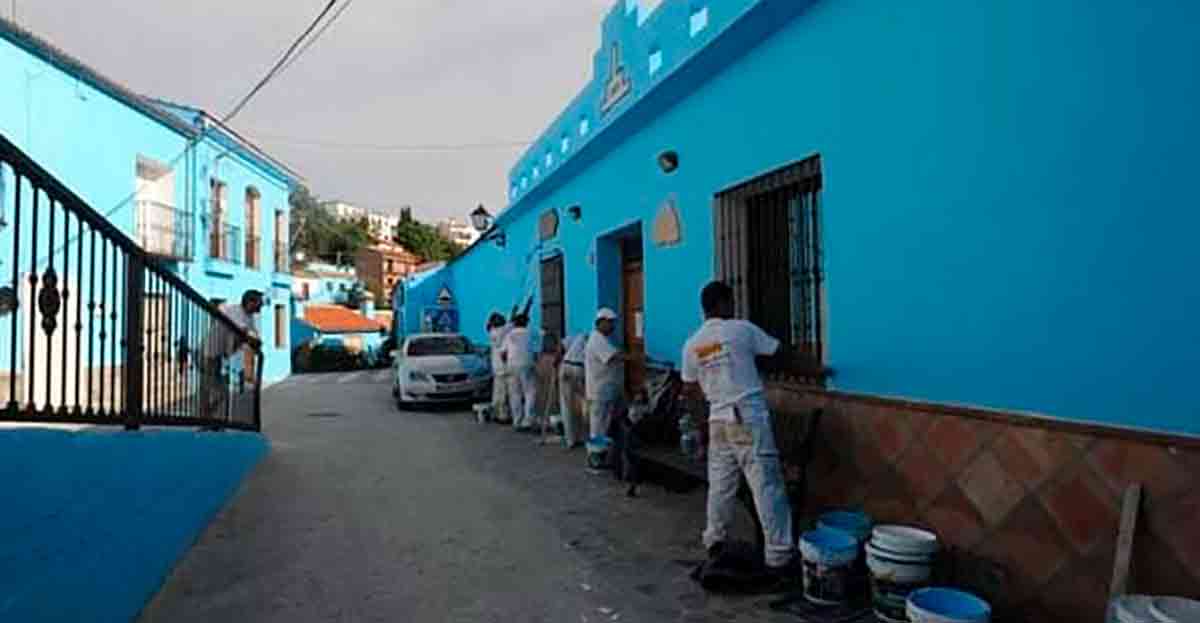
[0,132,262,430]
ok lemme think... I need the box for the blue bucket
[817,510,873,543]
[907,587,992,623]
[800,528,860,605]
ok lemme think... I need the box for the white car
[392,333,491,408]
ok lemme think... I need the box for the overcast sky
[14,0,615,221]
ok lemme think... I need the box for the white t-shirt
[585,330,624,401]
[488,325,511,374]
[503,327,534,370]
[206,303,258,359]
[681,318,780,421]
[562,334,587,365]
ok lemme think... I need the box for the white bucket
[1149,597,1200,622]
[873,524,940,556]
[867,539,937,623]
[1110,595,1158,623]
[907,587,991,623]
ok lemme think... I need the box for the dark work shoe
[706,542,726,561]
[766,553,804,582]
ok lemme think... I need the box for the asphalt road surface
[138,372,791,622]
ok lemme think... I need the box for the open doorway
[596,224,645,396]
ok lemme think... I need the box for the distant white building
[365,211,402,241]
[436,217,480,247]
[321,200,366,222]
[321,200,401,240]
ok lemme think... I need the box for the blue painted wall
[0,27,297,387]
[424,0,1200,436]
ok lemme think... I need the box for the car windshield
[407,336,471,357]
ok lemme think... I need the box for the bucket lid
[866,539,935,563]
[872,525,940,555]
[818,510,873,538]
[801,527,859,552]
[1149,596,1200,623]
[907,587,991,623]
[1114,595,1158,623]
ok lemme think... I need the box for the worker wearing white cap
[584,307,625,458]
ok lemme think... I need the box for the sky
[12,0,617,222]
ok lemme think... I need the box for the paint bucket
[586,435,612,469]
[817,510,874,544]
[1109,596,1157,623]
[1148,597,1200,622]
[872,524,940,557]
[800,528,860,605]
[866,540,936,622]
[906,587,991,623]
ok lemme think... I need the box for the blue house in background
[0,18,300,388]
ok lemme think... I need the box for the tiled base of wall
[766,385,1200,622]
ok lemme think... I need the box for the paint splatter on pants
[492,372,511,423]
[507,366,538,429]
[703,395,796,568]
[558,365,586,445]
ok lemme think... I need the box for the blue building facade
[409,0,1200,438]
[0,19,300,387]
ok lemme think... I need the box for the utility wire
[224,0,339,123]
[276,0,356,78]
[251,134,533,152]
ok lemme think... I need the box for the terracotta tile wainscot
[764,382,1200,623]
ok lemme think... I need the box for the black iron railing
[135,199,194,261]
[0,133,262,431]
[208,219,242,265]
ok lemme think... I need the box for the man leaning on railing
[199,290,264,421]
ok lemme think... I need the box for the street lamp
[469,204,506,248]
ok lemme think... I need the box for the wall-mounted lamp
[657,150,680,174]
[469,204,507,248]
[567,205,583,222]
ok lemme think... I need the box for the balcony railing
[208,221,243,264]
[245,234,261,270]
[274,240,288,273]
[135,200,194,261]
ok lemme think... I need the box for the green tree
[393,217,463,263]
[289,187,373,266]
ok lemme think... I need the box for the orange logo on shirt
[693,342,723,361]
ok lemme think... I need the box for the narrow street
[138,373,785,623]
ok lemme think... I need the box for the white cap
[596,307,618,321]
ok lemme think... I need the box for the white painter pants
[558,364,586,445]
[507,365,537,429]
[492,372,511,423]
[702,394,796,568]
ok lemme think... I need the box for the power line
[276,0,356,78]
[223,0,339,123]
[249,134,533,152]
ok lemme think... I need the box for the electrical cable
[223,0,339,123]
[275,0,356,78]
[249,134,533,152]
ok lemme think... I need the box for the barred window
[713,156,825,377]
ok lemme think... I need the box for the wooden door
[540,255,565,354]
[621,237,645,395]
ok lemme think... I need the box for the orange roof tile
[303,305,387,334]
